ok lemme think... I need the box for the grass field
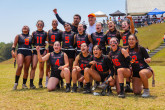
[0,60,165,110]
[136,23,165,51]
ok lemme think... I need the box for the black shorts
[106,47,110,55]
[62,49,75,58]
[17,49,32,57]
[33,49,45,55]
[50,70,62,80]
[80,70,84,76]
[48,46,54,53]
[99,73,109,82]
[133,67,153,78]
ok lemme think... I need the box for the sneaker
[45,77,49,88]
[66,86,71,93]
[142,89,150,98]
[92,82,99,91]
[39,84,43,88]
[22,84,28,89]
[13,83,18,90]
[30,84,36,89]
[83,89,92,94]
[71,86,77,93]
[118,91,125,98]
[125,84,133,93]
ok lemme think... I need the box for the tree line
[0,42,13,62]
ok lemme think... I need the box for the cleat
[92,82,99,91]
[118,92,125,98]
[56,83,60,89]
[66,86,71,93]
[125,84,133,93]
[71,86,77,93]
[13,83,18,90]
[22,84,28,89]
[60,80,64,88]
[78,82,83,89]
[30,84,36,89]
[142,89,150,98]
[83,89,92,94]
[39,84,43,88]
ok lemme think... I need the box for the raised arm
[53,8,66,25]
[127,15,135,34]
[36,46,50,62]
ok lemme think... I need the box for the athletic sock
[73,83,77,87]
[126,82,130,86]
[39,78,43,85]
[15,75,20,83]
[120,83,124,93]
[23,78,27,84]
[30,79,34,86]
[66,83,71,88]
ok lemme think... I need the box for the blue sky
[0,0,125,43]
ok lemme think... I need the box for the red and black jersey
[49,51,64,72]
[105,29,121,45]
[18,34,32,49]
[48,29,62,44]
[122,30,131,46]
[109,47,129,69]
[32,30,47,46]
[91,32,106,49]
[92,55,114,76]
[128,46,150,70]
[62,31,75,48]
[75,33,90,51]
[78,53,92,71]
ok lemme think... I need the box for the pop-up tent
[148,8,165,15]
[109,10,126,16]
[94,11,108,17]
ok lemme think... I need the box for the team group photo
[0,0,165,109]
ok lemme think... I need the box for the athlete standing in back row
[53,8,81,33]
[12,26,32,90]
[46,19,63,87]
[30,20,47,89]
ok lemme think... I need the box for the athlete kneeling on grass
[72,43,92,92]
[36,41,71,92]
[12,26,32,90]
[83,45,115,94]
[109,37,131,98]
[128,34,153,98]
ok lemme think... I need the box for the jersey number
[51,35,55,42]
[24,39,29,45]
[80,64,86,70]
[96,38,101,45]
[122,36,126,44]
[96,64,103,72]
[77,41,85,48]
[112,59,121,66]
[107,37,111,44]
[131,55,139,63]
[55,59,60,66]
[65,36,69,43]
[37,36,42,44]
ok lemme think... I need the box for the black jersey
[91,32,106,49]
[75,33,90,50]
[32,30,47,46]
[18,34,32,49]
[129,46,150,69]
[122,30,131,46]
[48,29,62,44]
[62,31,75,49]
[78,53,92,71]
[105,29,121,45]
[109,47,129,69]
[92,55,114,76]
[49,51,64,72]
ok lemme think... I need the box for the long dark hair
[128,34,140,52]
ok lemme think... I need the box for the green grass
[136,23,165,51]
[150,48,165,66]
[0,60,165,110]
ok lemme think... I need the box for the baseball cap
[88,13,96,17]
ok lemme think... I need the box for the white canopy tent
[94,11,108,17]
[126,0,165,15]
